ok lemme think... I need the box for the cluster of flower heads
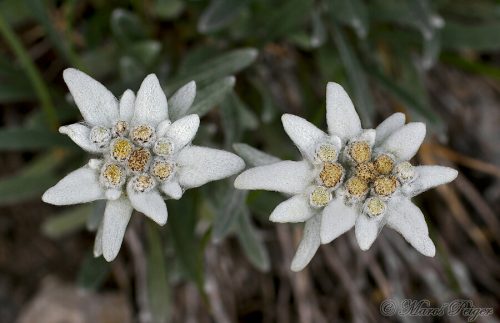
[235,82,457,271]
[43,69,245,261]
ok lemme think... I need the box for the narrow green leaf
[0,128,73,151]
[442,21,500,52]
[235,211,270,272]
[169,48,257,91]
[187,76,235,117]
[0,12,58,128]
[329,0,369,38]
[77,252,110,290]
[0,153,62,205]
[233,143,280,167]
[213,188,247,242]
[111,9,147,44]
[42,204,92,239]
[154,0,185,20]
[198,0,249,33]
[24,0,81,67]
[367,67,442,125]
[146,221,170,323]
[330,26,375,127]
[258,0,313,41]
[168,192,205,293]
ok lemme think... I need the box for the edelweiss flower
[43,69,245,261]
[235,82,457,271]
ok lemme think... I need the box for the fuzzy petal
[119,89,135,122]
[380,122,426,161]
[234,160,313,195]
[386,198,436,256]
[404,166,458,197]
[42,166,104,205]
[133,74,168,126]
[326,82,361,141]
[269,194,315,223]
[165,114,200,152]
[291,214,321,272]
[59,123,104,153]
[177,146,245,189]
[169,81,196,120]
[127,185,168,225]
[375,112,405,144]
[355,213,385,251]
[63,68,118,126]
[320,197,357,244]
[102,197,133,261]
[94,223,103,257]
[281,114,328,160]
[161,180,183,200]
[233,143,281,167]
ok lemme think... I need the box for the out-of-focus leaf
[0,79,36,103]
[119,56,145,85]
[146,221,170,323]
[442,54,500,81]
[368,67,442,125]
[235,211,270,272]
[0,0,30,25]
[258,0,313,41]
[220,92,258,147]
[169,48,257,91]
[287,9,326,49]
[329,0,369,38]
[213,187,247,242]
[0,128,73,151]
[187,76,235,117]
[0,153,62,205]
[421,29,441,70]
[42,204,92,239]
[24,0,80,67]
[168,192,205,293]
[128,40,162,67]
[330,26,375,127]
[111,9,147,44]
[198,0,249,33]
[77,253,110,291]
[154,0,185,20]
[442,22,500,51]
[86,200,106,231]
[233,143,280,167]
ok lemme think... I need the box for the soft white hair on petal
[379,122,426,161]
[386,198,436,257]
[119,89,135,122]
[102,197,133,261]
[127,184,168,225]
[177,146,245,189]
[281,114,328,161]
[63,68,119,126]
[233,143,281,167]
[320,196,357,244]
[404,166,458,197]
[269,194,315,223]
[234,160,313,195]
[93,223,103,257]
[161,181,183,200]
[42,166,105,205]
[326,82,362,141]
[290,214,321,272]
[164,114,200,152]
[132,74,168,126]
[59,123,104,153]
[355,213,385,251]
[375,112,405,145]
[168,81,196,121]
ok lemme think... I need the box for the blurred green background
[0,0,499,322]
